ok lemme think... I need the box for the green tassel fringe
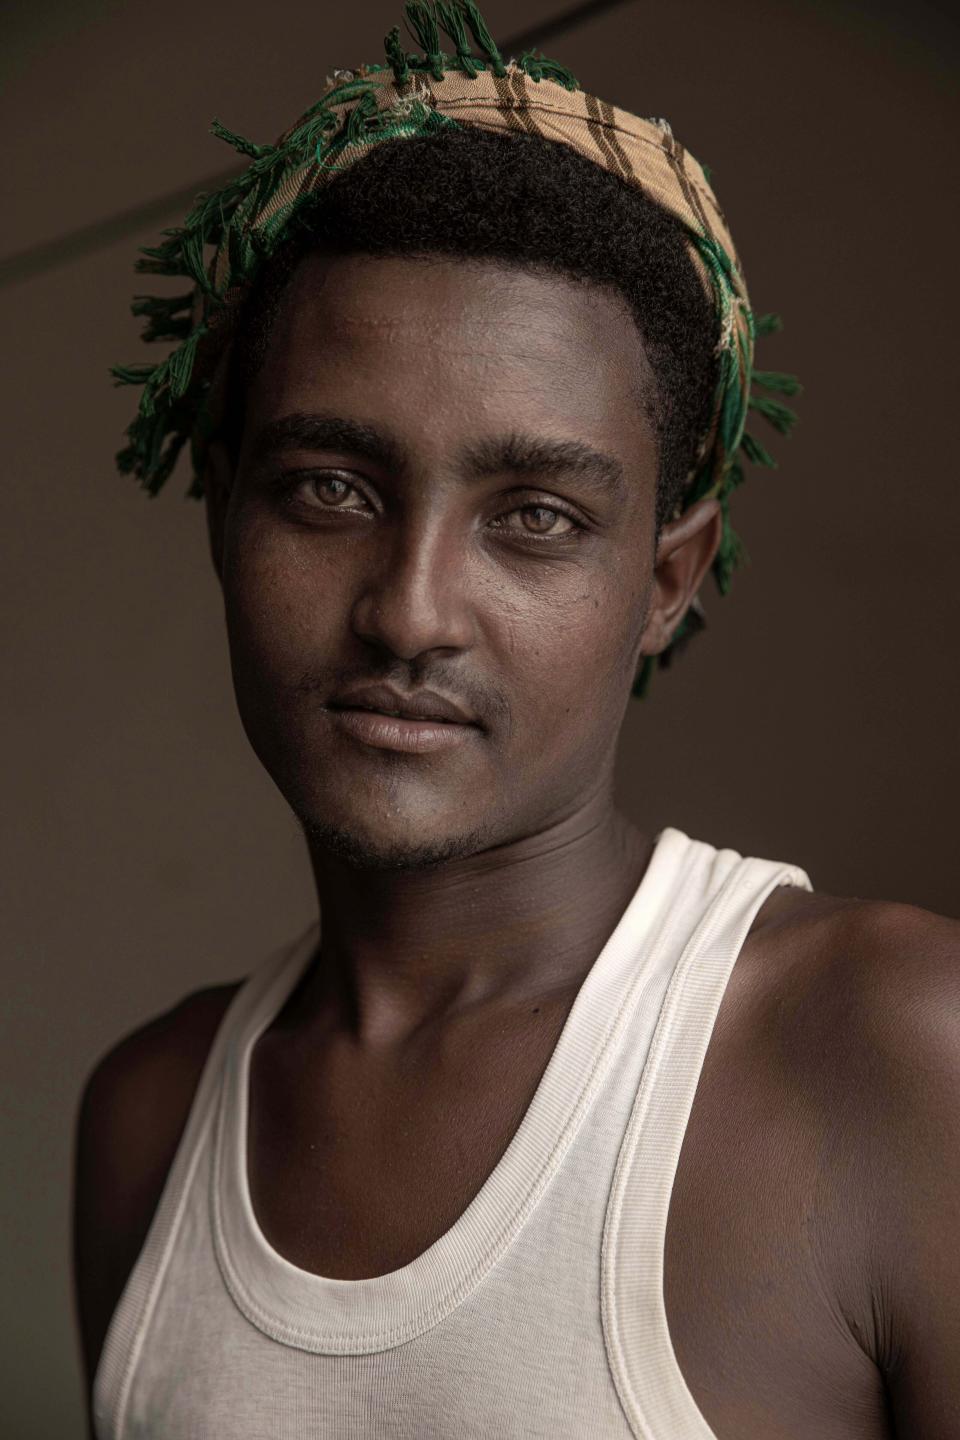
[130,292,195,343]
[404,2,447,79]
[436,0,482,76]
[460,0,507,75]
[384,26,412,83]
[517,50,579,89]
[748,395,798,434]
[111,362,158,386]
[740,431,777,469]
[209,120,275,161]
[752,367,801,396]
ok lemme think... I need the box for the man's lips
[323,682,482,754]
[326,682,478,727]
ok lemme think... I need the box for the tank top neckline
[211,825,706,1356]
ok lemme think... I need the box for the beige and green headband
[112,1,799,692]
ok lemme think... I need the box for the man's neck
[298,794,653,1046]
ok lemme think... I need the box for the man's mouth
[326,704,477,755]
[323,681,481,754]
[338,705,456,723]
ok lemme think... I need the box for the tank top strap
[601,849,811,1440]
[93,923,320,1439]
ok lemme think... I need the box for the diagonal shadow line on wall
[0,0,635,290]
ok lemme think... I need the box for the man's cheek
[229,560,325,660]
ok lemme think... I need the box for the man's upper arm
[72,984,238,1408]
[847,904,960,1436]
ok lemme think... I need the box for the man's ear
[203,440,235,585]
[639,495,722,657]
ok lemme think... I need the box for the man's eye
[288,473,369,510]
[494,505,580,539]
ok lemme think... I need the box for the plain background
[2,0,957,1433]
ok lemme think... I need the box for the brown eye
[521,505,564,533]
[490,502,580,542]
[315,476,354,505]
[289,472,369,511]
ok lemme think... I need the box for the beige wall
[2,1,957,1433]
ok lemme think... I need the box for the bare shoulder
[750,884,960,1063]
[745,884,960,1125]
[745,886,960,1423]
[73,981,241,1401]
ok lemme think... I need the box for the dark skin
[74,254,960,1438]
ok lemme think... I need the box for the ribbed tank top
[93,827,811,1439]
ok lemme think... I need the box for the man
[74,6,959,1437]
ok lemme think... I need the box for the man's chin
[296,813,493,873]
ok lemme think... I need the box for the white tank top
[94,827,811,1439]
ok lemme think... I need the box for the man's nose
[349,521,476,663]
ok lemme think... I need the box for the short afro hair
[222,125,719,530]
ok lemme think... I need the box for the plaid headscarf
[112,0,799,693]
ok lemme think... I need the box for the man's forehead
[256,251,658,450]
[278,251,643,349]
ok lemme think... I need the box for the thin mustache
[292,670,509,729]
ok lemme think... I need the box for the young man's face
[208,252,682,868]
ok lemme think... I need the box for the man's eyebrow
[248,413,406,473]
[248,416,627,498]
[462,432,627,499]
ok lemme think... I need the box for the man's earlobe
[203,441,235,584]
[639,496,723,658]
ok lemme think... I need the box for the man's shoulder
[692,888,956,1378]
[74,981,241,1391]
[750,884,960,1067]
[743,885,959,1099]
[76,978,243,1247]
[743,885,960,1242]
[742,887,960,1411]
[79,981,242,1125]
